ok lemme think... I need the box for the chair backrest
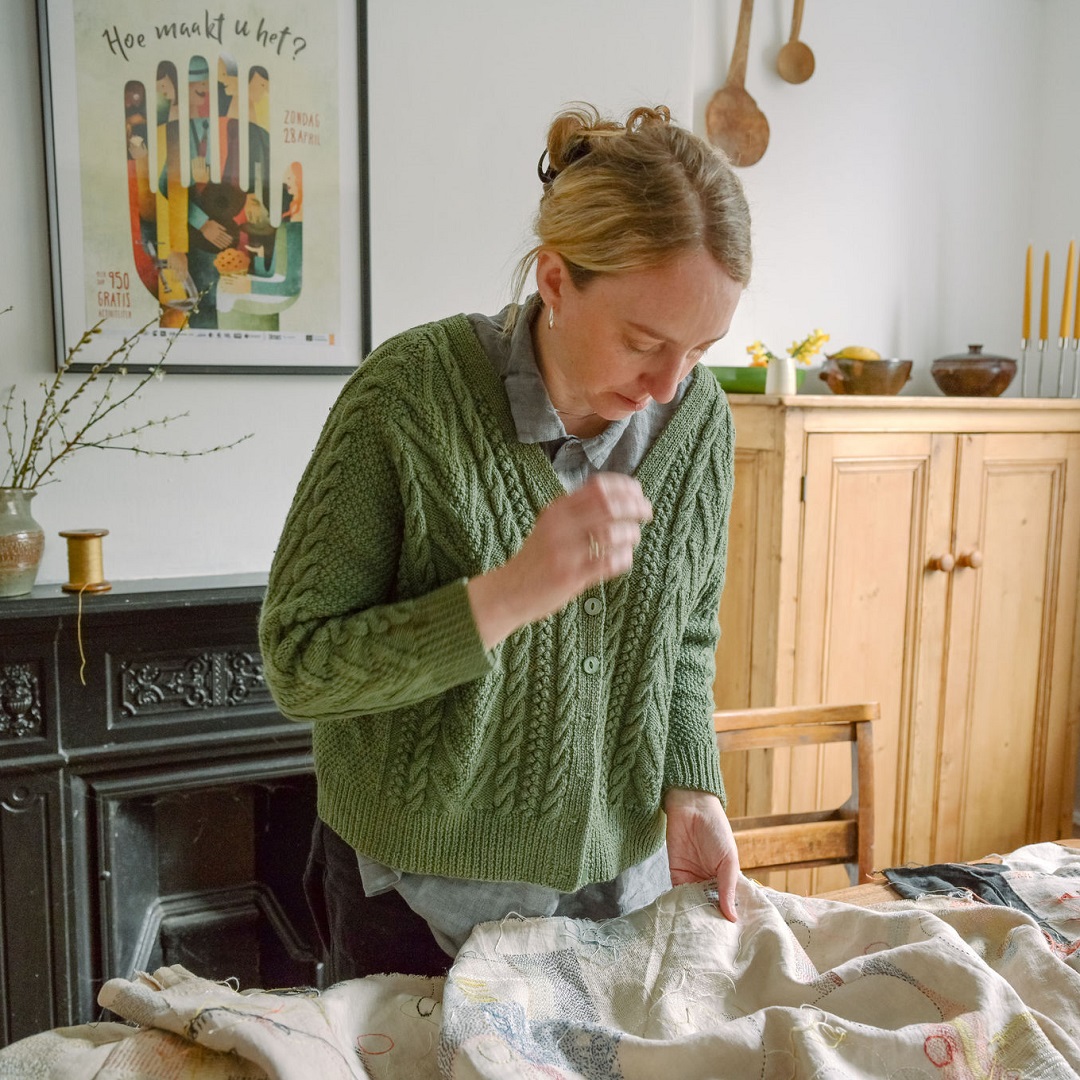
[712,702,878,885]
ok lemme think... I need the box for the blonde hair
[509,103,752,323]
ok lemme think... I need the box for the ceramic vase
[765,353,797,395]
[0,488,45,597]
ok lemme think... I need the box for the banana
[832,345,882,361]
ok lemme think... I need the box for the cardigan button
[584,597,602,616]
[582,656,601,675]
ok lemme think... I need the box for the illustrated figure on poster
[126,61,195,326]
[123,80,158,300]
[218,161,304,330]
[124,54,278,330]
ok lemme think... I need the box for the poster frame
[36,0,371,374]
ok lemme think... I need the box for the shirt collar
[501,296,632,468]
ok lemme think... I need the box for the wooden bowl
[819,356,912,395]
[931,346,1016,397]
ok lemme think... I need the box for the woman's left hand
[664,788,741,922]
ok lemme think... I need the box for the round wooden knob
[957,550,983,569]
[928,553,955,572]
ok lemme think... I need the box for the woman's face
[249,72,269,104]
[534,246,742,424]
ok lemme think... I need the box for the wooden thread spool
[60,529,112,593]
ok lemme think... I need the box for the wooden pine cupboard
[713,396,1080,892]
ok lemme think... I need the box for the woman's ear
[535,249,570,311]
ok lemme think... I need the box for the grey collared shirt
[355,296,693,956]
[469,295,688,491]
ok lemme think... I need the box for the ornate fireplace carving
[119,650,269,715]
[0,663,43,740]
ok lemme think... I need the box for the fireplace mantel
[0,574,319,1045]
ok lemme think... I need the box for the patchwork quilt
[2,842,1078,1079]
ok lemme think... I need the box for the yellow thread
[452,977,497,1004]
[60,530,111,687]
[793,1005,847,1050]
[60,529,111,593]
[76,583,90,686]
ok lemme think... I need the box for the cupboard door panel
[937,433,1080,862]
[715,447,766,713]
[785,432,954,891]
[715,446,777,816]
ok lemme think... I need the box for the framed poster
[36,0,370,373]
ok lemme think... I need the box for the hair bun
[625,105,672,133]
[540,102,633,182]
[511,98,751,331]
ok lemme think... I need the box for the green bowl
[707,365,808,394]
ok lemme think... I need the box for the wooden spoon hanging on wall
[776,0,815,83]
[705,0,769,167]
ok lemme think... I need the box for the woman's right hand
[467,473,652,650]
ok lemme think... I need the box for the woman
[259,103,751,981]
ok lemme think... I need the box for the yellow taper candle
[1061,241,1076,340]
[1023,244,1032,340]
[1040,251,1050,342]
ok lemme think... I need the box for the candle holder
[1018,241,1080,396]
[1055,337,1069,396]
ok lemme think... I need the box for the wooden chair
[712,702,878,885]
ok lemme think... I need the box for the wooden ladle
[777,0,815,83]
[705,0,769,167]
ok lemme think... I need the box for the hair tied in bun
[536,150,558,186]
[507,100,752,334]
[626,105,672,133]
[536,140,592,187]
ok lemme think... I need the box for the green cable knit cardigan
[259,315,734,892]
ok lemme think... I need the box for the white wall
[0,0,1069,585]
[1034,1,1080,271]
[701,0,1041,395]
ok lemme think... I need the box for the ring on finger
[587,532,606,561]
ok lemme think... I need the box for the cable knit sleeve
[662,561,727,804]
[258,352,495,723]
[661,400,734,805]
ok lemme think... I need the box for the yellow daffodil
[746,329,830,369]
[746,340,775,368]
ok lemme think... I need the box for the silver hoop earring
[548,306,555,330]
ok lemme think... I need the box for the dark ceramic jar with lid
[930,344,1017,397]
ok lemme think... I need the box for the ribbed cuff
[664,738,727,808]
[410,577,495,684]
